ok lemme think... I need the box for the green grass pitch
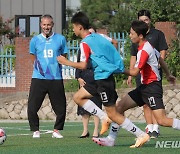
[0,121,180,154]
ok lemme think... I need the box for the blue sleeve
[29,37,36,55]
[61,36,68,54]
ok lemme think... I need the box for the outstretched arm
[57,55,87,70]
[124,67,140,77]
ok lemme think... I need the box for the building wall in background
[0,0,64,33]
[66,0,81,10]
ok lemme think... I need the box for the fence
[0,46,16,87]
[0,32,127,87]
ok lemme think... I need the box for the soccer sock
[120,118,145,137]
[146,124,153,133]
[82,99,107,120]
[172,118,180,130]
[153,124,159,132]
[107,122,121,140]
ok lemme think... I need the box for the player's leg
[93,115,100,137]
[48,80,66,138]
[79,114,90,138]
[143,105,154,137]
[73,86,108,121]
[136,73,157,137]
[27,79,47,137]
[96,94,148,147]
[151,111,159,138]
[93,78,149,148]
[90,96,102,137]
[143,81,180,131]
[100,86,143,135]
[152,109,180,129]
[94,104,149,148]
[77,105,91,138]
[103,94,138,138]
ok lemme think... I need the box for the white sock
[153,124,159,132]
[146,124,153,133]
[120,118,145,137]
[82,99,107,120]
[108,122,121,140]
[172,118,180,130]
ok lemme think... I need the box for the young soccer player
[92,20,179,147]
[127,9,168,138]
[57,12,150,148]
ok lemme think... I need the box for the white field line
[8,130,53,137]
[2,123,90,137]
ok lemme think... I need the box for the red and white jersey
[79,42,91,62]
[135,41,161,84]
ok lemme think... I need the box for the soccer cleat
[145,126,153,138]
[130,133,150,148]
[52,131,63,138]
[92,137,115,147]
[151,131,159,139]
[100,118,112,135]
[33,131,40,138]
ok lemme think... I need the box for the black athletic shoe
[147,131,152,137]
[151,131,159,139]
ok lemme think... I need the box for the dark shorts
[128,81,165,110]
[83,75,118,107]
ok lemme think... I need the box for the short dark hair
[71,12,90,30]
[131,20,148,38]
[138,9,151,19]
[41,14,53,20]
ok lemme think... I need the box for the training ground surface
[0,121,180,154]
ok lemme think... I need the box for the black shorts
[128,81,165,110]
[83,75,118,107]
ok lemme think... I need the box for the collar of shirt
[138,40,147,51]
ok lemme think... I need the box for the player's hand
[57,55,68,65]
[78,78,86,87]
[127,76,132,87]
[167,74,176,85]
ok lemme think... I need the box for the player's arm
[129,56,136,71]
[57,42,90,70]
[160,50,167,60]
[126,55,136,86]
[125,50,148,76]
[159,57,176,84]
[30,54,36,62]
[111,38,118,49]
[57,56,87,69]
[29,38,36,63]
[124,67,140,77]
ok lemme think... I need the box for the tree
[81,0,180,32]
[0,16,15,46]
[130,0,180,26]
[80,0,135,32]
